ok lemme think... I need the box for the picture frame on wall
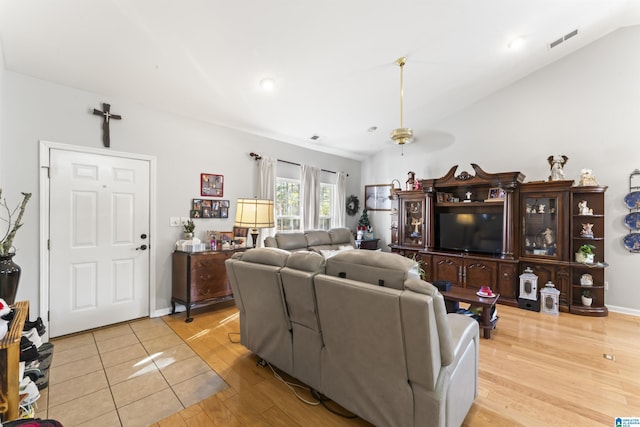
[201,173,224,197]
[191,199,230,218]
[364,184,393,211]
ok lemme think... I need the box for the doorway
[39,141,157,337]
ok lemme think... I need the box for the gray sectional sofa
[225,248,479,427]
[263,227,355,252]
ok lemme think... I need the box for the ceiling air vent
[549,29,578,49]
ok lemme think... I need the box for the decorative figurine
[580,273,593,286]
[465,191,472,201]
[406,171,416,190]
[578,200,593,215]
[541,227,555,247]
[579,169,599,186]
[547,155,569,181]
[538,204,546,214]
[580,223,594,238]
[411,216,422,237]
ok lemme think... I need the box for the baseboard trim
[606,305,640,317]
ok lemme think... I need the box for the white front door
[48,148,150,337]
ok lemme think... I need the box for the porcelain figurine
[547,154,568,181]
[580,223,594,238]
[579,169,599,186]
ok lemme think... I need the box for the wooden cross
[92,103,122,148]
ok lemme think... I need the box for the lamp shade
[234,198,275,229]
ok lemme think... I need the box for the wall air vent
[550,37,564,49]
[564,29,578,41]
[549,29,578,49]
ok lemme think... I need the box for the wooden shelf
[0,300,29,422]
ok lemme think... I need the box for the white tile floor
[34,317,228,427]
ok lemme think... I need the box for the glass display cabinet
[401,194,426,247]
[520,181,572,260]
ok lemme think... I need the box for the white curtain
[332,171,347,227]
[301,164,320,230]
[258,156,277,243]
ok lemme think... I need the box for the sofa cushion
[241,247,290,267]
[285,250,326,272]
[305,230,333,247]
[264,236,277,247]
[275,233,308,251]
[325,250,418,290]
[319,245,354,259]
[329,227,354,245]
[405,278,455,366]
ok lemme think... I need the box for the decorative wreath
[346,195,360,216]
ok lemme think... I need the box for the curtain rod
[249,152,348,176]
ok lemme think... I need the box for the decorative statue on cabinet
[547,155,569,181]
[406,171,416,190]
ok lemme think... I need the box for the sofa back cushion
[304,230,333,247]
[281,251,326,329]
[325,250,419,290]
[329,227,355,246]
[275,233,308,252]
[314,275,414,427]
[225,247,293,373]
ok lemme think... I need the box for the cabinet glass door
[522,196,559,258]
[403,199,424,246]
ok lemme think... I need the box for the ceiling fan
[390,56,414,150]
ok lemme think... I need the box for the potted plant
[575,244,595,264]
[1,189,32,304]
[183,219,195,239]
[581,289,593,307]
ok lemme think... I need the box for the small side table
[358,239,379,250]
[440,287,499,339]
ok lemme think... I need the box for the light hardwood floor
[155,301,640,427]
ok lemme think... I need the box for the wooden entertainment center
[389,164,608,316]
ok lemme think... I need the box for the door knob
[136,244,148,251]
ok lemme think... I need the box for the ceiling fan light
[390,127,413,145]
[389,57,415,147]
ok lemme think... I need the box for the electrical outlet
[170,217,180,227]
[604,281,609,291]
[180,217,190,226]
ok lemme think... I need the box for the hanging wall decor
[200,173,224,197]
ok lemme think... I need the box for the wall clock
[346,195,359,216]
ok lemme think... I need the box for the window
[275,178,336,231]
[318,183,333,230]
[275,178,301,232]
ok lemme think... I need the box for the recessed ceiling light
[508,36,526,50]
[260,78,275,92]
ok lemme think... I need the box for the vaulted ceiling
[1,0,639,160]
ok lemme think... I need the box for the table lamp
[234,198,275,248]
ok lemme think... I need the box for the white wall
[364,25,640,313]
[0,39,5,184]
[0,71,361,317]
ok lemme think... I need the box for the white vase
[575,252,594,264]
[581,295,593,306]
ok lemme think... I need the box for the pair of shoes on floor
[23,316,46,336]
[19,376,40,405]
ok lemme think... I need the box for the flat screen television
[436,212,503,255]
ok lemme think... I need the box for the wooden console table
[0,300,28,422]
[440,287,499,339]
[171,249,244,322]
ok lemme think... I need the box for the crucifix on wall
[92,103,122,148]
